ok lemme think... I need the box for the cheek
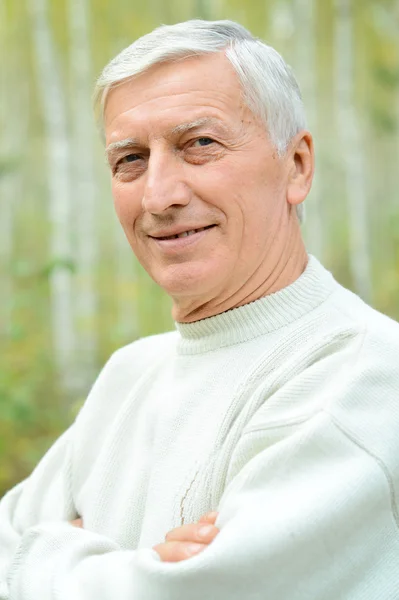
[112,181,141,228]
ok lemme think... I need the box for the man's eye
[121,154,141,163]
[113,153,146,178]
[193,137,215,147]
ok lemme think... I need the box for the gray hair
[94,19,307,221]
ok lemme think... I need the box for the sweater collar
[174,256,337,354]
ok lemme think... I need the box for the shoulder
[321,288,399,476]
[327,305,399,414]
[108,330,178,374]
[96,328,178,392]
[240,282,399,435]
[327,283,399,378]
[300,277,399,415]
[74,330,178,429]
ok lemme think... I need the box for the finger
[165,522,219,544]
[153,541,206,563]
[70,518,83,528]
[198,511,218,524]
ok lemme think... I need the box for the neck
[173,219,308,324]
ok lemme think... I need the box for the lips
[153,225,215,241]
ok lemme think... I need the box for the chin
[154,262,222,299]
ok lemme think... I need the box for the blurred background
[1,0,399,497]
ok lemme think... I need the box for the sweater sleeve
[1,337,182,600]
[6,411,399,600]
[0,426,136,600]
[0,344,145,600]
[0,427,76,600]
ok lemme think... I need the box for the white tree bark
[0,0,13,335]
[269,1,294,44]
[67,0,98,391]
[370,1,399,267]
[0,1,27,335]
[334,0,372,301]
[194,0,214,18]
[292,0,324,260]
[27,0,75,392]
[397,2,399,226]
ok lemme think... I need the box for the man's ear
[286,131,315,207]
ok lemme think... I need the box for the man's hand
[70,518,83,528]
[153,511,220,562]
[70,512,220,563]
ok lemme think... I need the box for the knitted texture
[1,256,399,599]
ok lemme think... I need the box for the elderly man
[1,18,399,600]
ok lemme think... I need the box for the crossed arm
[71,513,220,563]
[2,411,399,599]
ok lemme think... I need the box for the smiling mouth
[156,225,215,241]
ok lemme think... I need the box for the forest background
[1,0,399,497]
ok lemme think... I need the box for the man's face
[104,53,295,318]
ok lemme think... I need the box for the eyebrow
[105,117,230,160]
[105,138,140,159]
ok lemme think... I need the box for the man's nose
[142,152,191,214]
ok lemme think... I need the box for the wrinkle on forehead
[104,53,246,141]
[105,116,237,160]
[170,117,230,136]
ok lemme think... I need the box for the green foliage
[0,333,67,497]
[372,65,399,89]
[370,107,397,133]
[0,159,19,177]
[40,257,77,278]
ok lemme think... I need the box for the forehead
[104,53,247,144]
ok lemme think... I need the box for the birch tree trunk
[293,0,324,260]
[67,0,98,391]
[195,0,213,18]
[334,0,372,301]
[28,0,75,392]
[397,1,399,229]
[0,1,27,336]
[0,0,13,335]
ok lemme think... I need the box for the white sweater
[1,256,399,600]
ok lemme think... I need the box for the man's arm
[71,512,220,563]
[5,410,399,600]
[0,345,135,600]
[0,339,220,599]
[0,424,218,600]
[0,427,76,600]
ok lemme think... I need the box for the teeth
[176,230,195,238]
[161,226,210,240]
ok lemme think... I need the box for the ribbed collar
[175,256,337,355]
